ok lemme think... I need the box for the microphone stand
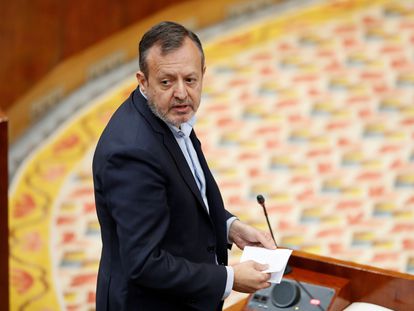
[256,194,291,275]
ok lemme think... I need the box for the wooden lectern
[225,250,414,311]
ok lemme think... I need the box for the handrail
[0,109,9,310]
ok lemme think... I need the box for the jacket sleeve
[100,146,227,308]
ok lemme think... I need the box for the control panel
[247,278,335,310]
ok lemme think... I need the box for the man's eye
[161,80,170,85]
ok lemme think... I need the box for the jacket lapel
[132,89,208,214]
[162,133,209,213]
[190,131,218,213]
[191,131,229,264]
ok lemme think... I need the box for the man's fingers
[258,232,277,249]
[258,272,272,289]
[259,281,272,290]
[233,261,274,293]
[258,271,271,281]
[253,262,269,271]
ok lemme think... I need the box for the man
[93,21,276,311]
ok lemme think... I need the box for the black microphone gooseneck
[256,194,293,275]
[256,194,277,247]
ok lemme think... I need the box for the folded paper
[240,246,292,283]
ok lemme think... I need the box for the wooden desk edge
[224,250,414,311]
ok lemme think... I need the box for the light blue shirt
[139,88,235,300]
[166,117,210,211]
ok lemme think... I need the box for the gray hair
[139,21,205,78]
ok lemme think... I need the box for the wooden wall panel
[0,1,61,111]
[0,110,9,310]
[0,0,186,112]
[6,0,284,142]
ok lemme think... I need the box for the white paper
[240,246,292,283]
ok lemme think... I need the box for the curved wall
[3,0,281,142]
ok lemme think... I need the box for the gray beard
[146,99,181,128]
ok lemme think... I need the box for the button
[310,298,321,306]
[207,246,215,253]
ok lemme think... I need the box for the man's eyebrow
[158,71,199,78]
[156,72,175,78]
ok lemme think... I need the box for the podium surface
[225,250,414,311]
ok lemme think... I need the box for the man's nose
[173,80,188,100]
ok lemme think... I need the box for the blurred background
[1,0,414,310]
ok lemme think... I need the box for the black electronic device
[247,278,335,310]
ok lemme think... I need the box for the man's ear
[136,71,147,94]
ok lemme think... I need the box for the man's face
[137,38,205,127]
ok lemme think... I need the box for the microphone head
[256,194,265,204]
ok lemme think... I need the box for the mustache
[171,100,193,107]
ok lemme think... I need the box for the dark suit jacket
[93,88,233,311]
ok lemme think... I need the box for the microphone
[256,194,292,275]
[256,194,277,247]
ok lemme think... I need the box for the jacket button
[207,246,215,253]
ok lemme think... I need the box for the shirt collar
[139,86,195,138]
[139,86,147,99]
[167,116,195,139]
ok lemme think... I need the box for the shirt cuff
[222,266,234,300]
[226,216,238,244]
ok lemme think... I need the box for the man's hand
[232,261,271,293]
[229,220,277,250]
